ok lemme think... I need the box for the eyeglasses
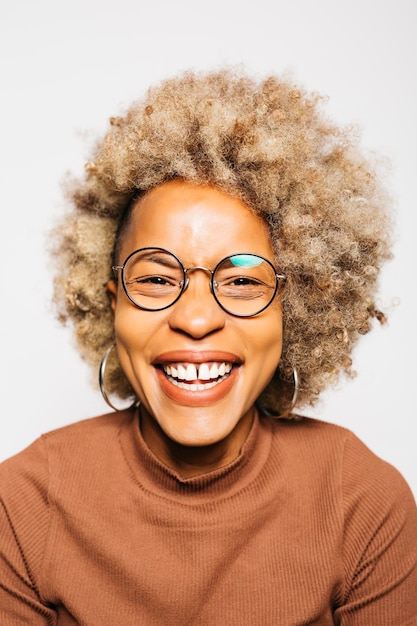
[112,247,285,317]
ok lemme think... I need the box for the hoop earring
[277,367,299,418]
[258,368,299,419]
[99,344,137,412]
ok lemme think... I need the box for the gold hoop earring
[257,368,299,419]
[99,344,138,412]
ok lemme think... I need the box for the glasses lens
[122,248,184,310]
[213,254,278,316]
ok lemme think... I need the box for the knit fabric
[0,410,416,625]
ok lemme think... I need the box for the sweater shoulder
[0,411,133,497]
[267,415,415,499]
[42,410,131,444]
[267,415,417,607]
[1,411,130,465]
[267,415,354,464]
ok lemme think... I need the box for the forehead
[120,181,275,264]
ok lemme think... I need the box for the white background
[1,0,416,496]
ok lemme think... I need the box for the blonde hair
[52,68,392,415]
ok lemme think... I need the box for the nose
[167,269,225,338]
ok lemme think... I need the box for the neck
[139,407,254,478]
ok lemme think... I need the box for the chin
[161,415,237,448]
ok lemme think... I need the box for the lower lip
[155,367,238,407]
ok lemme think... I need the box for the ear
[107,279,118,313]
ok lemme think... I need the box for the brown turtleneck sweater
[0,409,416,625]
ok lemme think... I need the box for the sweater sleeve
[0,438,57,625]
[334,432,417,625]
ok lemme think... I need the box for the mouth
[153,351,241,406]
[162,362,233,391]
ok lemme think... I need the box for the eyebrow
[139,252,181,270]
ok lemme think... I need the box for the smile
[162,362,233,391]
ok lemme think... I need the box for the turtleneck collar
[119,408,273,505]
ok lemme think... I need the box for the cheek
[243,309,283,373]
[112,306,161,402]
[113,306,152,368]
[114,308,136,345]
[255,307,283,350]
[261,327,283,373]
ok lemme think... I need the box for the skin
[108,180,283,477]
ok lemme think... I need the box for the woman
[1,69,416,624]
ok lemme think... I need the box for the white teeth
[171,379,220,391]
[209,363,220,378]
[162,361,233,385]
[185,364,197,381]
[177,364,187,379]
[198,363,211,380]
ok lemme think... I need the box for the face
[108,180,283,462]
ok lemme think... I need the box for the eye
[215,275,270,300]
[130,275,175,286]
[226,276,263,286]
[125,273,182,300]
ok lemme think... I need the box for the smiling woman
[107,181,283,462]
[0,68,416,625]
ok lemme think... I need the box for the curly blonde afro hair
[52,68,392,416]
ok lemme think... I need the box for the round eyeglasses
[112,247,285,317]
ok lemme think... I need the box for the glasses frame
[112,247,285,317]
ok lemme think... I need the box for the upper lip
[152,350,243,365]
